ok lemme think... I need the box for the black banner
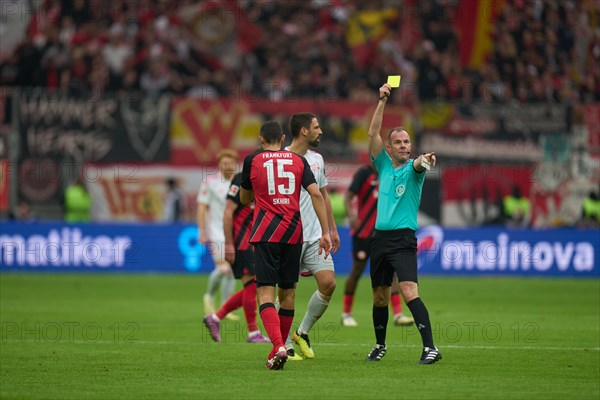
[17,89,170,163]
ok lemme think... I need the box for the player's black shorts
[253,242,302,289]
[352,236,372,260]
[370,228,418,286]
[232,248,255,279]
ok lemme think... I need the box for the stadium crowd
[1,0,598,103]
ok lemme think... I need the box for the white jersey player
[197,149,239,320]
[283,113,340,360]
[197,174,229,244]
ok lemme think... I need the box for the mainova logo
[416,226,595,274]
[0,228,131,268]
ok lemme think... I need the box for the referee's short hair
[387,127,409,142]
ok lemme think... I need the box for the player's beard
[309,137,321,148]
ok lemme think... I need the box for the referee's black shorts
[352,236,372,260]
[370,228,418,286]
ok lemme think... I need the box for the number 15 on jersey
[263,159,296,195]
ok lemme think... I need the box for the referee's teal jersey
[371,150,425,231]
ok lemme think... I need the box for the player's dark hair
[260,120,283,144]
[387,127,409,142]
[289,112,317,138]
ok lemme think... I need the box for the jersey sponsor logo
[310,161,321,176]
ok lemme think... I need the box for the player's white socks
[220,273,235,305]
[298,290,330,335]
[285,328,294,350]
[285,290,331,349]
[206,268,223,297]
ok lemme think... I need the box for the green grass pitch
[1,273,598,399]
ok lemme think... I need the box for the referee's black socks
[407,297,435,349]
[372,305,389,346]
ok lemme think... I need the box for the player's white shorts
[299,239,334,276]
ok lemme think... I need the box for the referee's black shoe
[365,344,387,361]
[418,347,442,364]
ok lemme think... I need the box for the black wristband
[379,94,389,101]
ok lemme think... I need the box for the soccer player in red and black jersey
[240,120,332,370]
[341,164,415,327]
[202,172,270,344]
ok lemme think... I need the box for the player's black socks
[407,297,435,348]
[372,305,389,346]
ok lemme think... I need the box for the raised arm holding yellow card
[387,75,401,88]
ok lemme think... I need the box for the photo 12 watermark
[1,321,139,344]
[397,321,540,345]
[200,321,340,344]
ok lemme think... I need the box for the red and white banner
[442,164,533,226]
[169,97,414,165]
[442,161,599,228]
[85,163,361,222]
[85,164,206,222]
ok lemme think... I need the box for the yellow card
[387,75,401,88]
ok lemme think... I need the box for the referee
[364,82,441,365]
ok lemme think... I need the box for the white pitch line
[317,342,600,351]
[2,339,598,351]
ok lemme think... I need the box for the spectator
[580,191,600,228]
[102,24,133,90]
[503,185,531,228]
[63,177,92,223]
[328,187,346,226]
[8,201,35,222]
[139,59,171,96]
[163,177,185,223]
[2,0,597,103]
[197,149,239,320]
